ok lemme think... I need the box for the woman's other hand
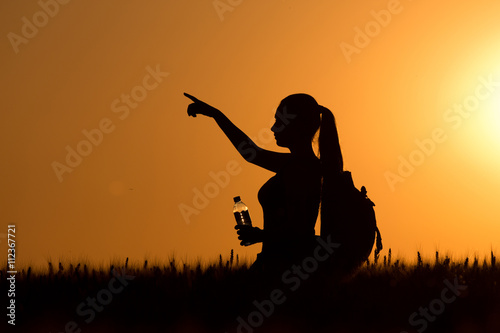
[235,225,264,246]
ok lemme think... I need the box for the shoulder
[288,155,321,171]
[281,156,321,181]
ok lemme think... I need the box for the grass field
[2,250,500,333]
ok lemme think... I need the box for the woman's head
[272,93,343,173]
[271,94,321,148]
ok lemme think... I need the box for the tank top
[257,155,321,261]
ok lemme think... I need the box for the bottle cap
[233,196,241,202]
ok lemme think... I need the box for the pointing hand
[184,93,220,118]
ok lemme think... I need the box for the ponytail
[318,106,343,175]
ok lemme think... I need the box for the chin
[275,141,288,148]
[275,136,291,148]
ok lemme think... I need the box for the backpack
[320,171,382,269]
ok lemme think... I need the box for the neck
[289,141,316,159]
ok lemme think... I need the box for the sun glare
[480,93,500,146]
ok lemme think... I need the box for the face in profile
[271,94,321,148]
[271,103,301,148]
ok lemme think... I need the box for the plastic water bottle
[233,196,252,245]
[233,196,252,226]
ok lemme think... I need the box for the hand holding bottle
[233,196,263,246]
[235,225,264,246]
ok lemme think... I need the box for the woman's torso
[257,155,322,260]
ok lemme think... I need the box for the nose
[271,121,278,133]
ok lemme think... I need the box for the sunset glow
[1,0,499,271]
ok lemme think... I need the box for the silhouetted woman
[185,93,343,272]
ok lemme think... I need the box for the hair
[318,105,344,175]
[280,94,344,175]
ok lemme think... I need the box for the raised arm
[184,93,290,173]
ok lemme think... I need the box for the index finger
[183,92,200,102]
[234,225,250,230]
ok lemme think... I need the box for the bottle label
[234,210,252,226]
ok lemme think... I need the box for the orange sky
[1,0,499,269]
